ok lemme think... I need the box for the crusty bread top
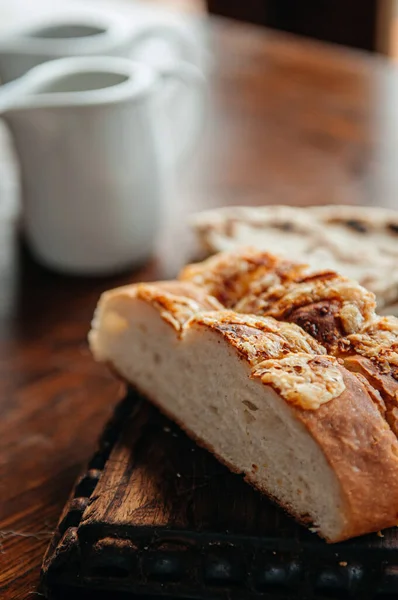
[253,355,346,410]
[337,316,398,436]
[133,282,223,333]
[237,272,375,336]
[194,311,325,361]
[339,316,398,364]
[97,280,223,334]
[180,248,308,308]
[180,248,376,348]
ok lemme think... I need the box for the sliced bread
[89,277,398,542]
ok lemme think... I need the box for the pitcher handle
[154,61,205,171]
[128,21,199,70]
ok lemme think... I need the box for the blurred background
[37,0,398,58]
[205,0,398,56]
[95,0,398,58]
[159,0,398,58]
[1,0,398,277]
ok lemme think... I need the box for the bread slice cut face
[89,280,398,543]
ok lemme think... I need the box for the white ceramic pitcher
[0,56,203,275]
[0,8,199,83]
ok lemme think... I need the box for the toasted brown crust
[192,310,325,361]
[342,355,398,437]
[239,273,376,343]
[180,248,308,308]
[296,367,398,540]
[336,316,398,436]
[287,300,344,348]
[339,316,398,364]
[101,281,223,334]
[135,281,223,331]
[182,250,376,350]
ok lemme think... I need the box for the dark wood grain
[1,16,398,599]
[41,390,398,599]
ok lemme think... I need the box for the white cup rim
[0,13,132,54]
[0,57,160,112]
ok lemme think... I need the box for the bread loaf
[89,262,398,543]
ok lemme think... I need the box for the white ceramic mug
[0,8,200,83]
[0,56,204,275]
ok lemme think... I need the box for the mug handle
[128,22,199,70]
[154,61,206,170]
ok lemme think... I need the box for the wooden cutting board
[41,388,398,599]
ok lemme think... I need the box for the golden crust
[180,248,308,308]
[253,354,345,410]
[190,311,325,360]
[339,316,398,365]
[181,250,376,349]
[341,355,398,436]
[296,368,398,540]
[115,281,224,333]
[246,275,375,348]
[336,316,398,436]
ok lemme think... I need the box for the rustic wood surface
[1,15,398,599]
[41,390,398,599]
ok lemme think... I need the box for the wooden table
[1,16,398,599]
